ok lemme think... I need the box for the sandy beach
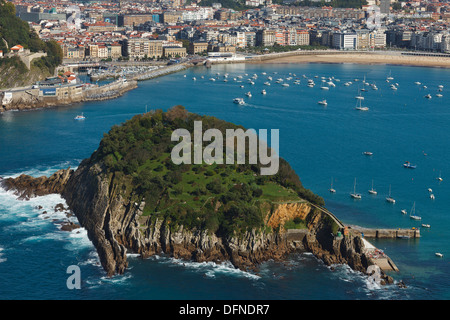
[249,52,450,68]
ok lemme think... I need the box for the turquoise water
[1,62,450,300]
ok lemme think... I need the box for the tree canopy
[92,106,324,237]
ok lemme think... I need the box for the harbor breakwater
[0,78,137,112]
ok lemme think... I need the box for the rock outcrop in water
[1,168,73,200]
[0,107,394,285]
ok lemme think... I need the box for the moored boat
[403,161,417,169]
[386,185,395,203]
[409,202,421,220]
[350,178,361,199]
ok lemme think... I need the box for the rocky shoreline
[0,166,394,285]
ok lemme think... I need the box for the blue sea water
[1,62,450,300]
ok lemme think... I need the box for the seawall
[348,225,420,239]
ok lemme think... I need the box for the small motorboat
[401,209,407,215]
[74,113,85,120]
[233,98,245,105]
[422,224,430,228]
[403,161,416,169]
[318,100,327,106]
[363,151,373,156]
[435,253,443,258]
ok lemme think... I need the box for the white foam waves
[0,174,95,259]
[1,160,80,179]
[0,246,6,263]
[146,255,261,281]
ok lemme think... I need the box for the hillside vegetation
[0,0,62,88]
[92,106,324,237]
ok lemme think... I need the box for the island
[1,106,394,285]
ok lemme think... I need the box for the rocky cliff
[0,108,394,285]
[1,164,393,285]
[59,158,294,276]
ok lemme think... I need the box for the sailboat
[386,70,394,81]
[329,178,336,193]
[355,88,364,100]
[350,178,361,199]
[355,97,369,111]
[386,185,395,203]
[368,180,377,195]
[409,202,421,220]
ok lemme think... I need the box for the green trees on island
[93,106,324,238]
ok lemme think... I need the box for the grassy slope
[94,106,322,236]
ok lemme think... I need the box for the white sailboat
[409,202,422,220]
[329,177,336,193]
[350,178,361,199]
[387,71,394,81]
[355,97,369,111]
[386,185,395,203]
[368,180,377,195]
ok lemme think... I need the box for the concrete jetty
[348,225,420,239]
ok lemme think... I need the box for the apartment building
[256,29,277,47]
[124,38,163,59]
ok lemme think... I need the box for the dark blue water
[1,62,450,299]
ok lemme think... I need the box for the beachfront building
[256,29,277,47]
[332,32,358,50]
[441,35,450,53]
